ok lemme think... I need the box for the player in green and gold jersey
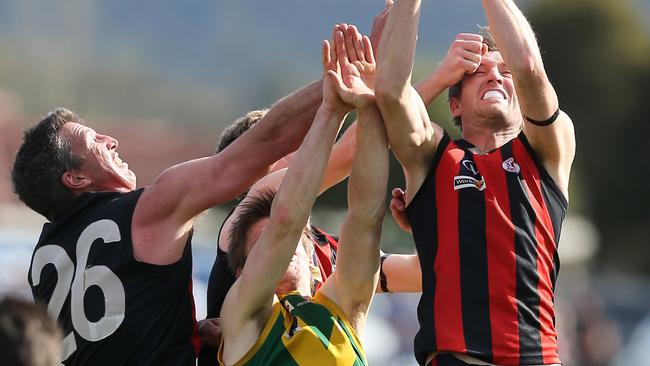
[218,24,386,366]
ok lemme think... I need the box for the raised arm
[415,33,489,105]
[482,0,575,197]
[132,80,327,265]
[374,0,442,203]
[221,36,349,339]
[321,104,387,333]
[317,26,388,336]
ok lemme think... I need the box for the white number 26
[31,219,126,364]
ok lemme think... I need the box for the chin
[275,280,299,296]
[124,172,137,190]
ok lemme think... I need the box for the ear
[449,96,462,119]
[62,171,91,191]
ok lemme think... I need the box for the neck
[275,278,312,298]
[461,119,521,153]
[73,185,131,196]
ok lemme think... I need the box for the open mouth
[114,153,128,167]
[482,89,507,100]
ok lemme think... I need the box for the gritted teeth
[482,90,507,100]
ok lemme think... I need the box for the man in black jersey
[376,0,575,365]
[11,74,326,364]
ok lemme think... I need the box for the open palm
[326,25,376,110]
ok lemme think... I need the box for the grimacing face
[452,51,521,129]
[63,122,136,192]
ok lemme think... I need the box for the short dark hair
[11,108,85,221]
[448,26,499,128]
[227,188,276,272]
[216,109,269,153]
[0,296,62,366]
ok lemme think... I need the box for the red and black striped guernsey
[406,132,567,366]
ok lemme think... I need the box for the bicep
[146,128,292,226]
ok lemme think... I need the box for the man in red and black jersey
[197,4,456,363]
[376,0,575,365]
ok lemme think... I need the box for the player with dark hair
[12,72,324,364]
[376,0,575,365]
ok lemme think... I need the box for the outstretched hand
[436,33,489,88]
[323,24,376,110]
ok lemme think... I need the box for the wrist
[427,68,453,88]
[356,102,380,116]
[318,103,350,119]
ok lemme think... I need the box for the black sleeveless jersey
[28,189,200,365]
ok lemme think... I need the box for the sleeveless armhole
[217,303,284,366]
[206,206,239,318]
[126,188,194,273]
[406,132,451,212]
[313,291,366,360]
[517,132,569,210]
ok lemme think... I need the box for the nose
[486,67,504,85]
[99,134,119,150]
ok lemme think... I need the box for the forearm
[414,69,452,106]
[482,0,558,118]
[319,122,357,193]
[272,105,346,223]
[258,80,324,154]
[481,0,543,77]
[324,106,388,313]
[332,106,387,287]
[347,106,388,223]
[374,0,437,166]
[375,0,421,100]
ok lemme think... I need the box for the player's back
[29,190,199,365]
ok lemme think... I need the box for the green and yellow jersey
[218,291,367,366]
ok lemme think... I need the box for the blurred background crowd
[0,1,648,365]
